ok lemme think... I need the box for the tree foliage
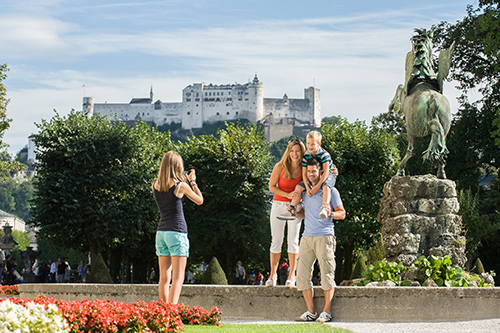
[31,111,171,282]
[0,63,22,179]
[0,178,34,221]
[320,118,399,281]
[179,122,272,275]
[432,1,500,189]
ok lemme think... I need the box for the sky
[0,0,476,155]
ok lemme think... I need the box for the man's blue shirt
[302,184,343,237]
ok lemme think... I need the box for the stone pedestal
[378,174,466,267]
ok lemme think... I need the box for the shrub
[201,257,228,285]
[350,254,367,279]
[472,258,485,274]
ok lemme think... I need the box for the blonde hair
[280,139,305,179]
[156,151,185,192]
[306,130,322,144]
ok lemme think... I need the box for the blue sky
[1,0,475,154]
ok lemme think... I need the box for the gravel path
[222,318,500,332]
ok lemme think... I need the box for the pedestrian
[266,139,305,287]
[49,259,57,283]
[294,158,346,323]
[235,261,246,285]
[56,258,67,283]
[77,260,87,283]
[153,151,203,304]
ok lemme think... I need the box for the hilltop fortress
[83,75,320,140]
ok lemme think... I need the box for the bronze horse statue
[389,29,455,179]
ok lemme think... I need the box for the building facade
[83,75,321,133]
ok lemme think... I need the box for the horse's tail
[388,84,404,114]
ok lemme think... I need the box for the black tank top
[153,182,188,233]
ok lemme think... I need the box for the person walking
[266,139,305,287]
[294,158,346,322]
[153,151,203,304]
[235,261,246,285]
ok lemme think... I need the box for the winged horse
[389,29,455,179]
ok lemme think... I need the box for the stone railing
[18,284,500,322]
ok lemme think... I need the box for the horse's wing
[404,50,414,94]
[437,41,455,92]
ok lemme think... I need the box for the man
[49,259,57,283]
[294,158,346,323]
[56,258,67,283]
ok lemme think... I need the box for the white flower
[0,299,69,333]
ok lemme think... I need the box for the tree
[320,118,400,282]
[371,111,433,177]
[0,63,22,179]
[0,178,34,221]
[32,111,171,282]
[433,1,500,189]
[180,122,272,275]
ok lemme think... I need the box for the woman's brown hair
[280,139,305,179]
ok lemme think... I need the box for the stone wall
[379,174,466,267]
[18,284,500,322]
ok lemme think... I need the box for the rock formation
[378,174,466,267]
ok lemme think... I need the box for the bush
[350,255,367,279]
[472,258,485,274]
[201,257,228,285]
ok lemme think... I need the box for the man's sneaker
[294,311,318,322]
[278,206,296,220]
[316,311,332,322]
[319,204,329,219]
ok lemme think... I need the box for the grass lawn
[183,323,354,332]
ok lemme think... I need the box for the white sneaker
[319,206,329,219]
[294,311,318,322]
[316,311,332,322]
[265,279,276,287]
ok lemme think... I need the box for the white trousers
[269,200,302,254]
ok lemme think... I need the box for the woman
[152,151,203,303]
[266,139,305,287]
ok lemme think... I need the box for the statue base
[378,174,466,267]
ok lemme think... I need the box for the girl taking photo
[152,151,203,303]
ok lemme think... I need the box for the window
[216,112,220,115]
[226,112,230,115]
[187,112,191,115]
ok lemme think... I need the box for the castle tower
[304,87,321,127]
[82,97,94,117]
[247,74,264,122]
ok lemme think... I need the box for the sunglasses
[288,139,301,145]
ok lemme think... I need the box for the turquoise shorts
[156,231,189,257]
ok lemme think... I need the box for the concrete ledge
[18,284,500,322]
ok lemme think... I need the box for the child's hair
[280,139,305,179]
[156,151,185,192]
[306,130,322,144]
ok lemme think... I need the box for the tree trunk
[108,246,123,283]
[132,256,148,283]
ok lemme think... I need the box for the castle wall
[85,78,320,134]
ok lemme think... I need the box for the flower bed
[1,295,221,332]
[0,285,19,296]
